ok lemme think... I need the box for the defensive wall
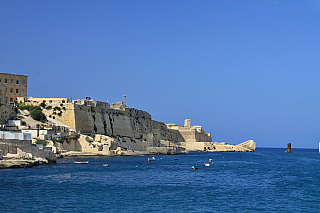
[27,98,213,147]
[23,98,256,153]
[42,102,153,139]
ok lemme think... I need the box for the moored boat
[148,157,156,161]
[74,161,89,164]
[204,163,210,167]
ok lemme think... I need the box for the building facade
[0,73,28,103]
[0,83,6,104]
[25,97,69,104]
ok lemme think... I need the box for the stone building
[0,73,28,104]
[0,83,6,104]
[166,119,212,142]
[25,97,69,104]
[72,98,110,108]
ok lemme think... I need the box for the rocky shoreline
[0,141,57,169]
[0,158,56,169]
[0,134,255,169]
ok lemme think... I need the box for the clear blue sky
[1,0,320,148]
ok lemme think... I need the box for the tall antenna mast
[123,95,127,106]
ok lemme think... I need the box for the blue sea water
[0,148,320,213]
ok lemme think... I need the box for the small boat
[204,163,210,167]
[74,161,89,164]
[103,164,109,167]
[192,166,198,170]
[209,159,213,162]
[148,157,156,161]
[173,158,178,161]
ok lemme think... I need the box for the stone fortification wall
[151,121,184,146]
[195,128,212,142]
[42,102,76,129]
[167,123,212,143]
[178,128,197,142]
[43,103,153,139]
[181,141,215,152]
[146,146,186,155]
[37,101,213,147]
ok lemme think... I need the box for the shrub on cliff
[19,105,42,112]
[53,106,61,111]
[40,101,46,108]
[18,104,31,111]
[31,110,47,122]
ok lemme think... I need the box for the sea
[0,148,319,213]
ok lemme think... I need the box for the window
[21,89,24,94]
[16,89,19,94]
[16,80,19,84]
[10,79,13,83]
[0,78,1,82]
[10,88,13,93]
[22,80,25,84]
[10,98,13,102]
[5,79,7,83]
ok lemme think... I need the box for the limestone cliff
[43,103,152,139]
[29,99,255,154]
[52,134,185,156]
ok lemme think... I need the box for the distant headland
[0,72,255,169]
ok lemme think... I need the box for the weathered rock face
[40,103,215,149]
[54,134,185,156]
[43,103,153,139]
[151,121,185,145]
[0,160,36,169]
[40,102,256,154]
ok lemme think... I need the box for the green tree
[40,101,46,108]
[31,110,46,122]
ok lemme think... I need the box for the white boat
[148,157,156,161]
[103,164,109,167]
[74,161,89,164]
[204,163,210,167]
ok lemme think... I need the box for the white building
[0,131,31,140]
